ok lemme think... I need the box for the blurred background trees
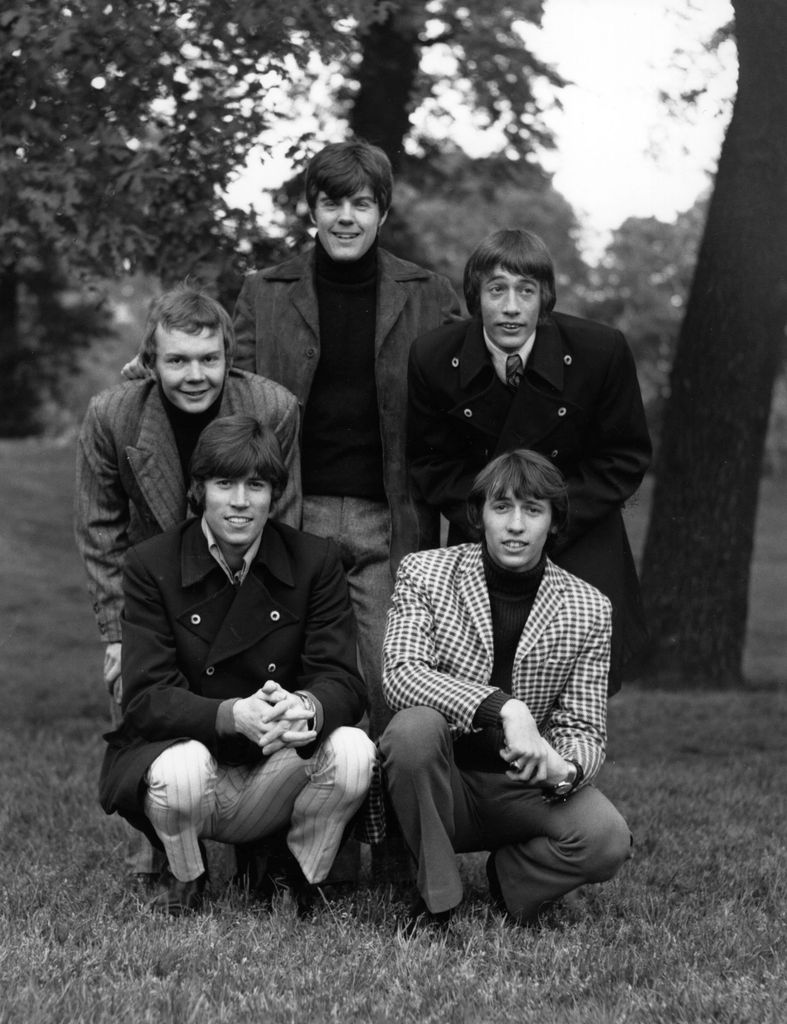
[2,0,786,686]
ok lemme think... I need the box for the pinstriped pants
[143,727,376,883]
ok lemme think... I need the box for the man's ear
[379,207,389,229]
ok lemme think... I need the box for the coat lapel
[178,521,299,666]
[126,389,185,531]
[375,267,410,356]
[289,273,320,340]
[457,547,495,665]
[514,560,565,663]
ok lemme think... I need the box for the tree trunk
[349,2,424,170]
[0,266,38,437]
[639,0,787,686]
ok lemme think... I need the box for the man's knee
[379,707,450,771]
[582,801,632,882]
[314,726,376,800]
[145,740,214,815]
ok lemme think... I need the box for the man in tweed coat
[75,285,300,878]
[380,450,631,930]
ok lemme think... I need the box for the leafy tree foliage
[580,199,708,422]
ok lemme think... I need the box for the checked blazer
[382,545,611,782]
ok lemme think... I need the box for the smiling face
[203,475,273,566]
[482,488,553,573]
[479,266,542,353]
[311,186,387,262]
[154,325,226,413]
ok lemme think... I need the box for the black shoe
[149,872,207,916]
[486,852,506,912]
[399,896,453,938]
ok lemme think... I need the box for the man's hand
[103,642,122,704]
[120,354,151,381]
[232,682,316,754]
[498,698,551,783]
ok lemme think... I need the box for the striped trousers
[144,727,375,883]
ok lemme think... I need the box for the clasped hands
[498,698,568,787]
[233,680,317,756]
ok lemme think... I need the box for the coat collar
[456,547,567,665]
[180,517,296,589]
[256,246,433,352]
[458,316,565,393]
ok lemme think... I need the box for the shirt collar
[200,517,263,586]
[483,327,537,384]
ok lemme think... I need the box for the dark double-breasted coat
[99,517,366,833]
[407,313,652,693]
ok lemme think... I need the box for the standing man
[76,285,300,882]
[407,229,651,693]
[380,450,632,931]
[232,138,460,737]
[100,416,374,915]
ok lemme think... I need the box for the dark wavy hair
[463,229,556,320]
[305,139,394,215]
[466,449,568,542]
[140,284,235,370]
[187,415,288,515]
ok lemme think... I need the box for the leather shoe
[149,872,207,916]
[399,896,453,938]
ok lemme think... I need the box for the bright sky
[534,0,736,253]
[228,0,737,259]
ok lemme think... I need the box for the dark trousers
[379,707,632,920]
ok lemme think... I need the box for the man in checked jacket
[379,449,632,931]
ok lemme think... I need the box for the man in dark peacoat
[407,230,652,693]
[99,415,374,915]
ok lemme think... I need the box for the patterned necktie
[505,353,523,389]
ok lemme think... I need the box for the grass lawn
[0,440,785,1024]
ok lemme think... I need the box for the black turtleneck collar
[481,541,546,598]
[159,384,223,479]
[314,235,378,285]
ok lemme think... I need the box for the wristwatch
[550,760,582,798]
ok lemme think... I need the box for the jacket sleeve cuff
[472,690,511,728]
[216,698,240,736]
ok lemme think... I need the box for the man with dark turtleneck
[233,140,460,744]
[380,450,632,932]
[75,285,301,884]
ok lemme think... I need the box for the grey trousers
[379,707,632,920]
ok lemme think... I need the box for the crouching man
[380,450,631,931]
[99,415,375,915]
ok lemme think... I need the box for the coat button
[564,354,572,365]
[551,449,559,458]
[267,662,276,673]
[463,408,472,418]
[270,610,280,621]
[190,613,201,625]
[206,666,215,676]
[557,407,567,417]
[451,357,459,368]
[306,347,316,358]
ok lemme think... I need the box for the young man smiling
[75,285,301,882]
[99,416,374,916]
[232,139,460,740]
[379,450,632,932]
[407,228,652,694]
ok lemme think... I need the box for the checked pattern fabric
[382,545,612,784]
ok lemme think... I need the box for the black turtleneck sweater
[452,547,546,772]
[300,238,385,501]
[160,386,223,481]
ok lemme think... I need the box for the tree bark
[349,2,424,170]
[639,0,787,686]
